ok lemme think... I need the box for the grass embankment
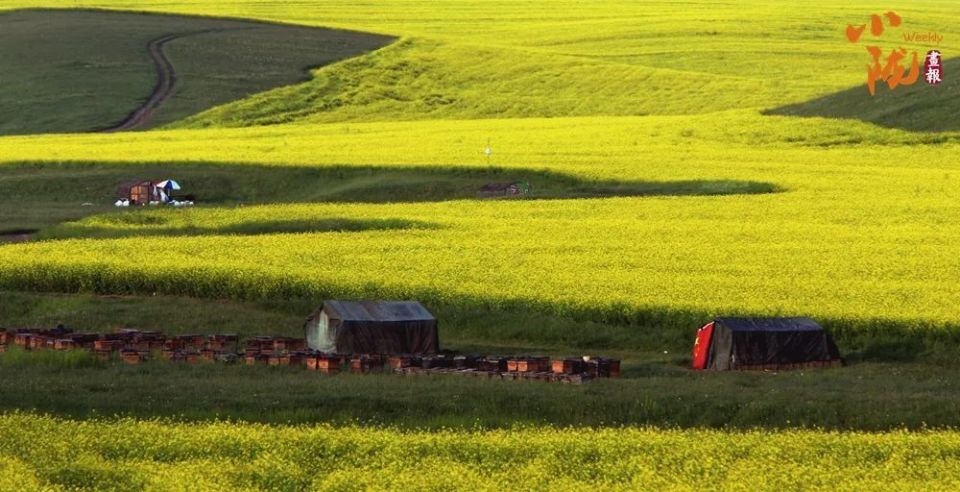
[4,353,960,430]
[0,9,392,135]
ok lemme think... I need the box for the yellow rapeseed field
[0,413,958,491]
[0,113,958,333]
[2,3,957,334]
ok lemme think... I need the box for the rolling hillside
[0,2,959,489]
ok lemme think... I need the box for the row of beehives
[304,354,620,383]
[387,355,619,384]
[0,328,619,383]
[0,327,239,356]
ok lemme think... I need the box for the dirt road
[102,28,251,132]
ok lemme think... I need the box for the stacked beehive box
[241,336,309,367]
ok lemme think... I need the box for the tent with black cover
[304,300,439,355]
[691,317,841,371]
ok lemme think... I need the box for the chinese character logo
[924,50,943,85]
[845,11,920,95]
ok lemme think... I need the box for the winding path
[101,28,252,133]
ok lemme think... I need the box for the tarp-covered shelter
[691,317,841,371]
[304,301,439,355]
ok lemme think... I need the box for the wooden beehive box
[317,356,342,373]
[205,334,238,351]
[205,339,226,351]
[177,335,205,349]
[582,358,620,377]
[508,357,548,373]
[246,336,273,351]
[164,338,186,350]
[268,355,291,366]
[30,336,51,350]
[350,355,382,373]
[551,358,584,374]
[121,350,146,365]
[13,333,31,347]
[606,358,621,378]
[388,356,421,369]
[128,340,151,352]
[287,353,306,366]
[479,357,507,372]
[288,339,307,351]
[94,339,121,352]
[453,355,477,369]
[517,357,549,373]
[54,339,77,351]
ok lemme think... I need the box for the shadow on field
[764,57,960,133]
[4,358,960,430]
[0,161,781,232]
[38,217,436,240]
[2,287,957,366]
[2,160,780,202]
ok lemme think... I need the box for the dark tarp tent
[304,300,438,355]
[692,317,841,371]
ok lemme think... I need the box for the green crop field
[0,9,391,135]
[1,1,958,489]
